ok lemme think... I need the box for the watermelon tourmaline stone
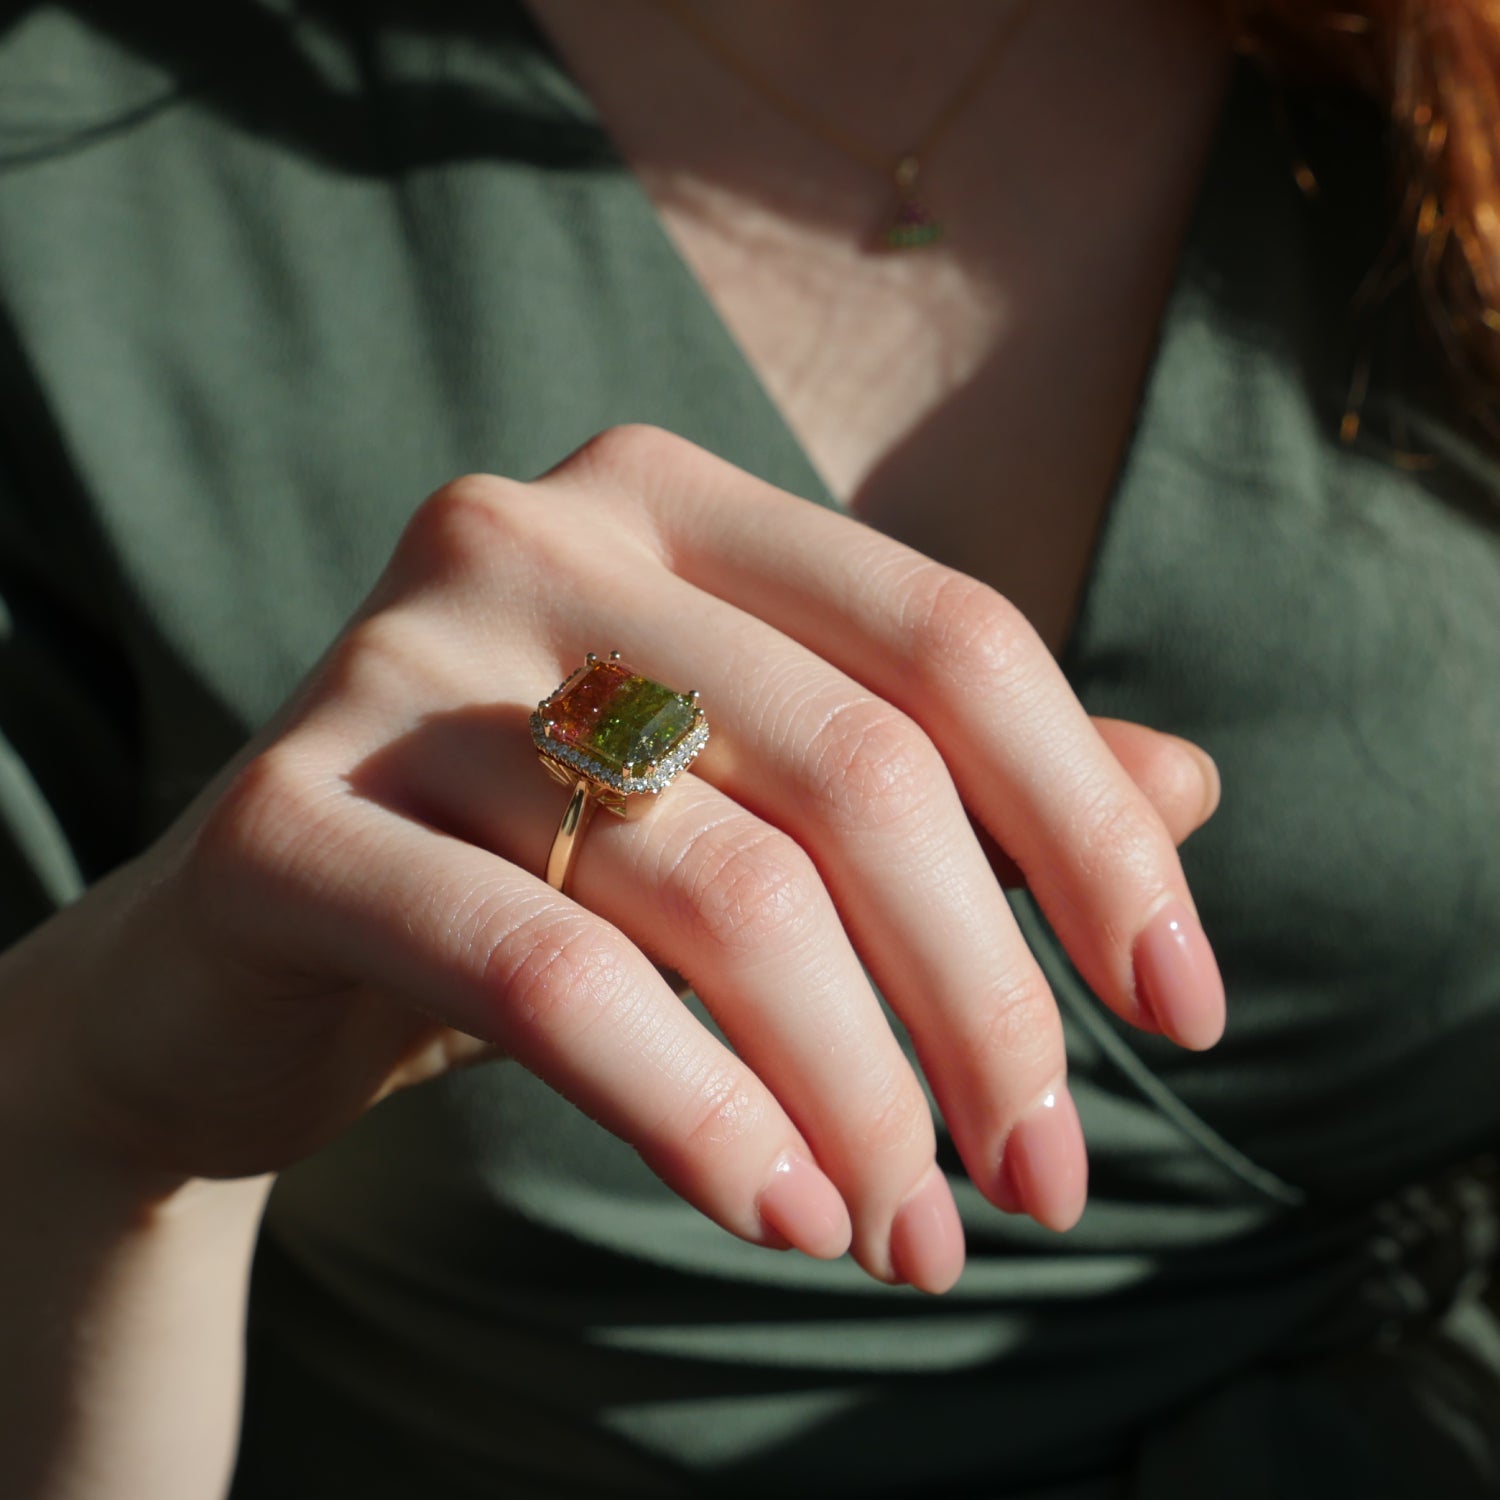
[533,656,707,796]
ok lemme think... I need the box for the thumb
[1091,716,1221,847]
[976,718,1220,890]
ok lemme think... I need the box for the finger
[541,430,1226,1051]
[982,721,1218,886]
[354,574,1083,1236]
[573,779,969,1287]
[1090,720,1221,845]
[527,594,1087,1232]
[196,751,856,1267]
[358,696,966,1287]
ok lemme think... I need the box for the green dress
[0,6,1497,1496]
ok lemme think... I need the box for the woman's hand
[10,426,1224,1296]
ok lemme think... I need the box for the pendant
[880,154,944,250]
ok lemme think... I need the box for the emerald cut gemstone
[533,657,708,797]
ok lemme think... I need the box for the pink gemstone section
[548,660,633,750]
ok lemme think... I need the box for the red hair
[1234,1,1500,434]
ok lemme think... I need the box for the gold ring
[533,652,710,895]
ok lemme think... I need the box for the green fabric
[1,5,1497,1496]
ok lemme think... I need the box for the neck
[659,0,1035,161]
[526,0,1233,250]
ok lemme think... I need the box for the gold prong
[609,650,622,661]
[688,689,701,702]
[543,720,556,736]
[586,651,598,665]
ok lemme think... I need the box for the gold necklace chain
[654,0,1040,249]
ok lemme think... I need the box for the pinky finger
[253,796,853,1264]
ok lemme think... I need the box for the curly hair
[1235,1,1500,441]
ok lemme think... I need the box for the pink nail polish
[888,1166,965,1294]
[995,1087,1088,1232]
[1133,897,1226,1051]
[757,1153,851,1261]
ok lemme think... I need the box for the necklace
[654,0,1039,250]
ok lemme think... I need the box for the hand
[16,426,1224,1295]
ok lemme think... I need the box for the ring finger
[525,605,1088,1234]
[381,699,966,1290]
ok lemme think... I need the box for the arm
[0,881,269,1500]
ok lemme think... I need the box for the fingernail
[995,1086,1088,1231]
[889,1166,965,1294]
[1133,897,1226,1051]
[757,1153,851,1261]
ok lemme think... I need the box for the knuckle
[385,473,608,610]
[669,826,826,961]
[799,697,942,833]
[971,971,1063,1081]
[488,909,637,1046]
[1076,786,1168,885]
[851,1072,937,1164]
[556,423,697,487]
[193,743,338,895]
[902,567,1042,694]
[670,1068,770,1157]
[393,473,532,579]
[317,609,444,706]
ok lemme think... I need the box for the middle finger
[541,595,1090,1234]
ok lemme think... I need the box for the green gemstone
[883,220,944,249]
[548,659,697,776]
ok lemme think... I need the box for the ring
[532,651,710,894]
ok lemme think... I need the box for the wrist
[0,870,217,1212]
[0,904,271,1500]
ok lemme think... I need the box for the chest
[530,0,1232,656]
[645,190,1198,658]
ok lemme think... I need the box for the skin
[527,0,1234,651]
[0,4,1234,1494]
[2,436,1223,1497]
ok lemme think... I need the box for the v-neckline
[505,2,1251,680]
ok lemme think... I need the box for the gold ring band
[534,652,709,895]
[546,777,597,893]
